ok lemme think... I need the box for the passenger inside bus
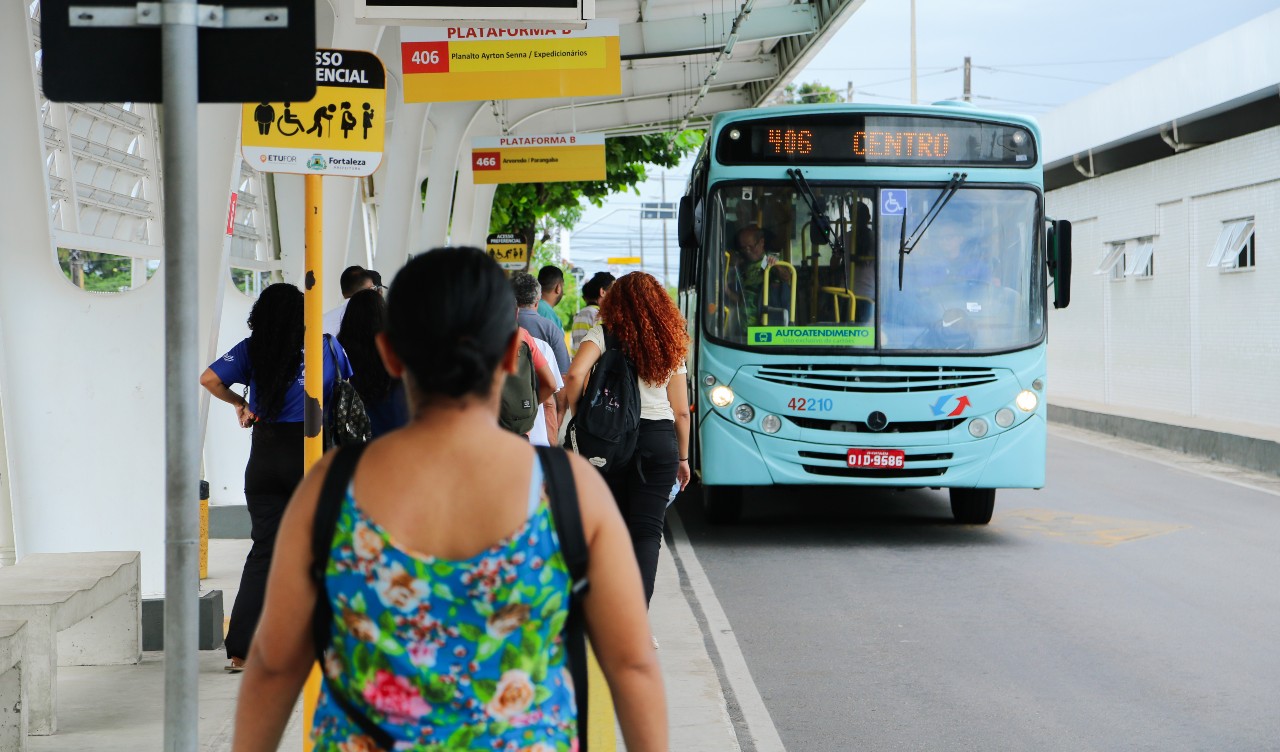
[726,224,793,329]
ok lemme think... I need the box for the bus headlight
[1016,390,1038,412]
[761,414,782,434]
[968,418,989,438]
[733,404,755,423]
[995,408,1016,428]
[710,385,734,407]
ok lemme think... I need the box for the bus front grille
[751,364,998,393]
[787,416,965,433]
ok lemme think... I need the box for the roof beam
[506,89,752,134]
[619,4,817,57]
[623,57,779,98]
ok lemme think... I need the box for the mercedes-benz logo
[866,411,888,432]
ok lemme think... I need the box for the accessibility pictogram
[487,233,528,271]
[242,50,386,177]
[880,188,907,216]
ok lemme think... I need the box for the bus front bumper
[699,410,1046,489]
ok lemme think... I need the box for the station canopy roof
[377,0,869,137]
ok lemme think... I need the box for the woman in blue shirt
[200,283,353,671]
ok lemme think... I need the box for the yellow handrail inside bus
[761,260,797,326]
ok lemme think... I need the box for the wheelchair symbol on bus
[880,189,907,216]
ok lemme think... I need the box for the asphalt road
[679,427,1280,751]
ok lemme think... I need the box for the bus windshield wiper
[897,171,967,290]
[787,169,844,257]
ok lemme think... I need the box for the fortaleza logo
[307,154,326,171]
[748,326,875,347]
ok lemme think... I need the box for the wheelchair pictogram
[880,189,907,216]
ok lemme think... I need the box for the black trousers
[603,419,678,607]
[225,421,304,660]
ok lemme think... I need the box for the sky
[566,0,1280,283]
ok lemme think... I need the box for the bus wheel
[703,485,743,524]
[950,488,995,525]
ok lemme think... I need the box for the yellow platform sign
[401,20,620,103]
[242,50,386,177]
[606,257,642,265]
[471,133,605,185]
[487,233,528,270]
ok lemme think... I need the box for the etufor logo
[929,393,971,417]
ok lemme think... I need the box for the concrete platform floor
[28,517,742,751]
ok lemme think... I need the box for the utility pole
[963,56,972,102]
[661,172,669,287]
[909,0,917,104]
[846,80,854,103]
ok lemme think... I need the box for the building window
[1208,218,1255,271]
[1097,242,1126,280]
[1126,237,1154,279]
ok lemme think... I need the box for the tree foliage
[782,81,844,104]
[489,130,704,247]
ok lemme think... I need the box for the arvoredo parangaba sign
[241,50,386,177]
[400,20,619,103]
[471,133,605,184]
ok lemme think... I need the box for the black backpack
[324,335,372,449]
[565,328,640,472]
[310,444,591,752]
[499,340,540,435]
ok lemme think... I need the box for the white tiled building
[1041,9,1280,433]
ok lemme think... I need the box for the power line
[980,57,1162,68]
[980,66,1108,86]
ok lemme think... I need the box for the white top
[581,324,686,422]
[527,339,564,447]
[322,299,350,337]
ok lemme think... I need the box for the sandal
[225,657,245,673]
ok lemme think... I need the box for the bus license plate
[846,449,905,469]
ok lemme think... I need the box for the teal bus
[675,103,1072,524]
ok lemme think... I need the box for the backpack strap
[534,445,590,752]
[309,443,394,750]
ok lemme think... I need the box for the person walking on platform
[337,288,407,438]
[231,248,667,752]
[536,264,567,327]
[563,272,692,611]
[200,283,354,672]
[323,266,374,337]
[513,272,570,441]
[570,271,615,354]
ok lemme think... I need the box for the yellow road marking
[998,508,1189,547]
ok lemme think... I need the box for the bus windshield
[702,182,1044,352]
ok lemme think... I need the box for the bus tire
[703,485,743,524]
[950,488,995,525]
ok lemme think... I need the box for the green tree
[489,131,704,251]
[782,81,843,104]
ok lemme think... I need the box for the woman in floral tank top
[231,248,667,752]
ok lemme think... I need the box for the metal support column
[161,0,201,748]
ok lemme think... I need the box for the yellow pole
[301,173,324,752]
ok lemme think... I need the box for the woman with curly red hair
[563,272,691,612]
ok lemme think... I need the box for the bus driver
[727,224,792,328]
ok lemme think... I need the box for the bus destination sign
[717,114,1036,168]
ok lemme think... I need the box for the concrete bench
[0,552,140,735]
[0,620,28,749]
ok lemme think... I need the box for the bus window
[702,183,1043,353]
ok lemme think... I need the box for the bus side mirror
[1048,219,1072,309]
[678,196,699,250]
